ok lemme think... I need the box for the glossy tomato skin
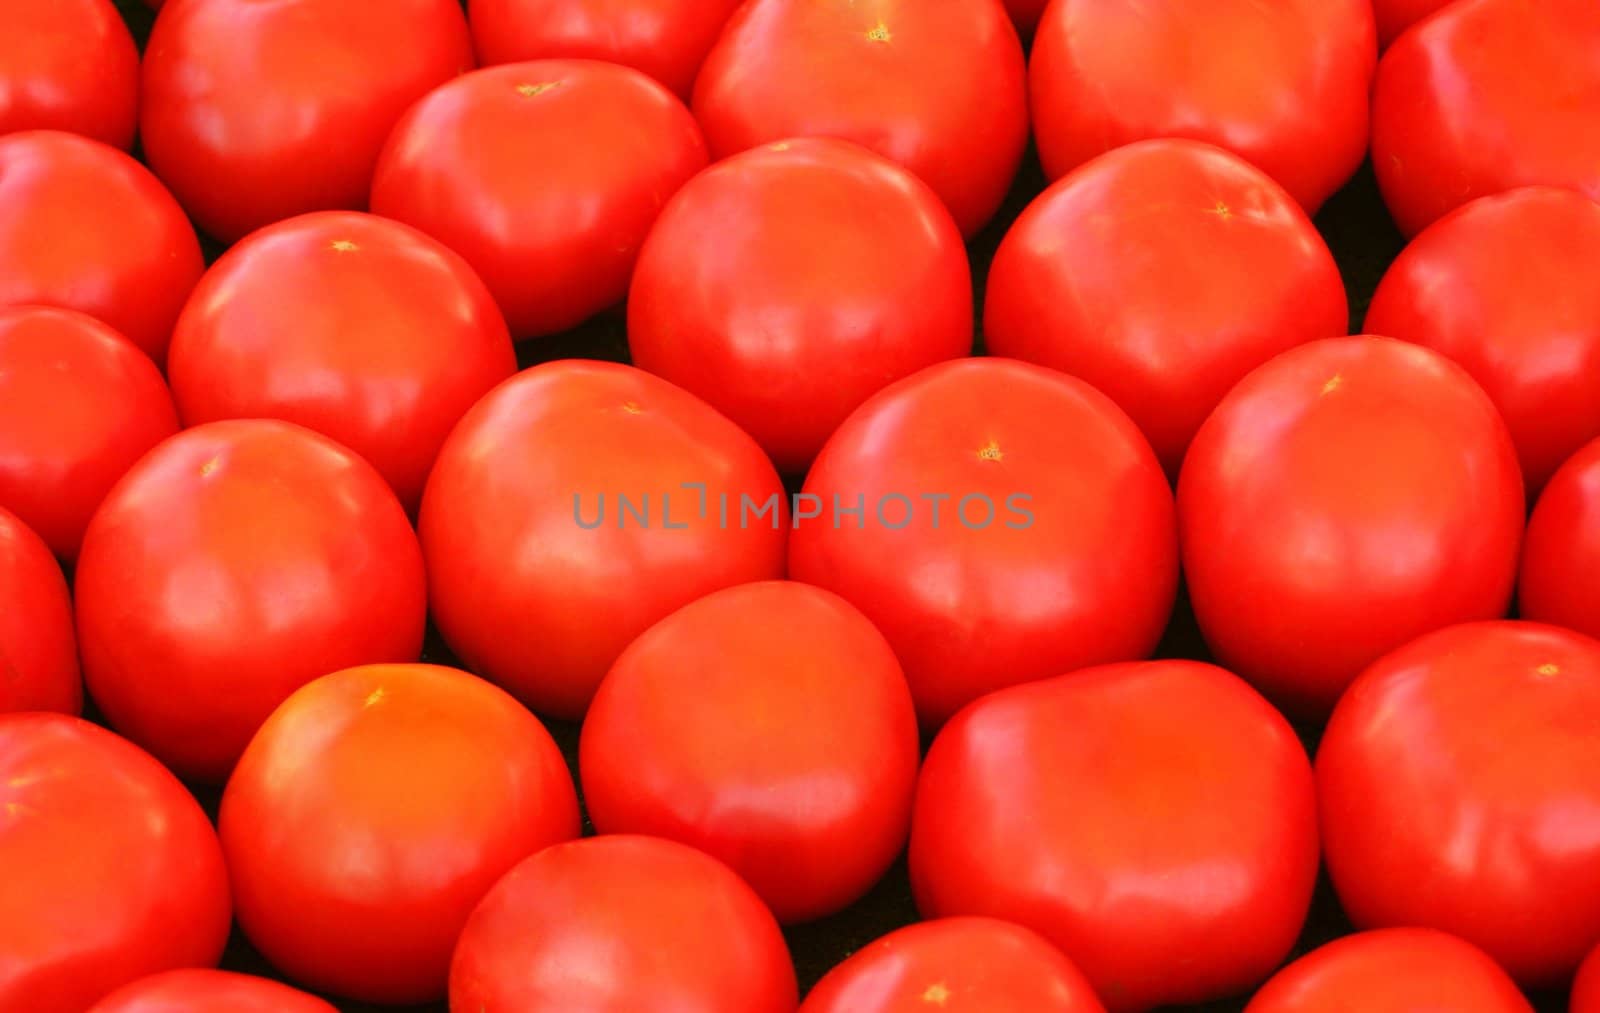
[1373,0,1453,47]
[1319,621,1600,986]
[1179,336,1524,718]
[0,307,180,560]
[0,131,202,365]
[0,715,231,1012]
[582,581,920,923]
[799,917,1105,1013]
[985,139,1348,474]
[372,60,707,340]
[167,211,516,513]
[0,508,78,715]
[1575,943,1600,1013]
[75,420,426,784]
[141,0,473,243]
[693,0,1028,237]
[87,970,336,1013]
[790,358,1177,729]
[629,137,972,475]
[0,0,138,148]
[1524,438,1600,648]
[910,661,1319,1012]
[220,664,579,1004]
[450,835,798,1012]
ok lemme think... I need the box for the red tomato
[1373,0,1600,236]
[220,664,579,1004]
[0,131,202,365]
[420,360,787,719]
[800,917,1105,1013]
[0,306,180,559]
[789,358,1177,728]
[0,508,78,715]
[450,835,798,1012]
[692,0,1028,237]
[629,137,972,475]
[167,211,516,513]
[1179,336,1524,718]
[0,714,231,1012]
[372,60,707,340]
[1373,0,1453,48]
[910,660,1319,1012]
[88,970,336,1013]
[1365,187,1600,492]
[1030,0,1375,214]
[985,139,1348,474]
[1576,943,1600,1013]
[0,0,138,148]
[582,581,919,923]
[1524,437,1600,646]
[1319,620,1600,986]
[75,420,426,784]
[1245,928,1532,1012]
[140,0,473,243]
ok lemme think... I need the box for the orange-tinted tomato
[1522,437,1600,641]
[0,508,78,716]
[88,970,336,1013]
[0,0,138,148]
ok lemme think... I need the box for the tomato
[1319,620,1600,987]
[0,714,230,1012]
[0,508,78,716]
[692,0,1028,237]
[75,419,426,784]
[1523,438,1600,653]
[140,0,473,244]
[1576,943,1600,1013]
[628,137,972,475]
[372,60,707,340]
[1030,0,1375,214]
[420,360,787,720]
[789,358,1176,729]
[219,664,578,1004]
[0,307,180,560]
[167,211,516,513]
[582,580,919,923]
[799,917,1105,1013]
[1178,336,1524,718]
[87,970,336,1013]
[1373,0,1453,48]
[985,139,1348,474]
[0,0,138,148]
[910,660,1319,1012]
[1372,0,1600,236]
[0,131,203,366]
[450,835,798,1012]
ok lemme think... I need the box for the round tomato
[140,0,473,243]
[75,420,426,784]
[0,131,202,365]
[372,60,707,340]
[910,660,1319,1012]
[1179,336,1524,718]
[0,714,230,1012]
[420,360,787,720]
[88,970,335,1013]
[1373,0,1453,48]
[985,138,1348,474]
[0,306,179,559]
[0,508,78,716]
[582,580,919,923]
[450,835,798,1012]
[167,211,516,513]
[692,0,1028,237]
[789,358,1176,728]
[1319,620,1600,986]
[0,0,138,148]
[1576,943,1600,1013]
[628,137,972,475]
[1523,437,1600,646]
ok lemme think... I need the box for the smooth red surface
[0,508,79,716]
[1523,437,1600,642]
[88,970,336,1013]
[1373,0,1453,47]
[1575,942,1600,1013]
[0,0,138,148]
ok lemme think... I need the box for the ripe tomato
[0,508,78,716]
[692,0,1028,237]
[140,0,473,243]
[0,714,230,1012]
[1319,620,1600,986]
[1373,0,1453,48]
[220,664,579,1004]
[0,0,138,148]
[88,970,336,1013]
[0,306,179,559]
[1373,0,1600,236]
[799,917,1105,1013]
[1576,943,1600,1013]
[167,211,516,513]
[0,131,202,366]
[629,137,972,475]
[789,358,1177,728]
[985,139,1348,474]
[1523,437,1600,647]
[420,360,787,720]
[372,60,707,340]
[582,581,919,923]
[1179,336,1524,718]
[450,835,798,1012]
[910,660,1319,1012]
[75,420,426,784]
